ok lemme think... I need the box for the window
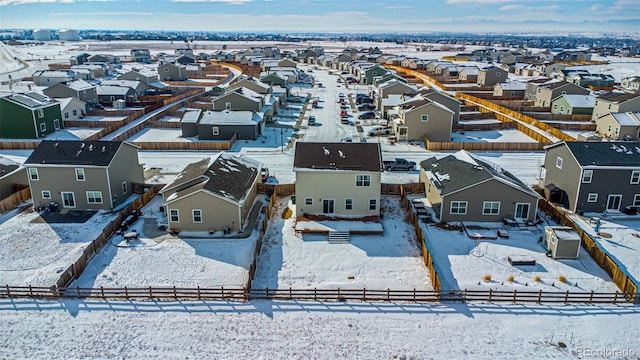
[37,109,44,118]
[345,198,353,210]
[631,171,640,184]
[587,193,598,202]
[39,123,46,132]
[582,170,593,183]
[608,125,612,132]
[305,198,313,206]
[634,194,640,206]
[420,114,429,122]
[450,201,467,214]
[28,168,38,180]
[86,191,103,204]
[212,127,219,135]
[369,199,377,211]
[64,112,69,119]
[192,209,202,223]
[75,168,85,181]
[559,106,564,113]
[356,174,371,187]
[72,109,77,116]
[54,119,60,130]
[553,104,558,110]
[122,181,127,194]
[225,102,232,110]
[496,72,501,76]
[169,209,179,222]
[482,201,500,215]
[555,157,563,169]
[42,190,51,199]
[164,68,169,72]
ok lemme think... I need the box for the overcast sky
[1,0,639,35]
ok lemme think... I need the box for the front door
[322,199,334,214]
[514,203,530,220]
[398,126,408,141]
[61,192,76,208]
[606,195,622,211]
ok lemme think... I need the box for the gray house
[197,110,264,140]
[42,79,98,106]
[160,153,262,233]
[24,140,144,211]
[130,49,151,63]
[117,70,159,87]
[158,63,187,81]
[477,66,508,87]
[525,79,589,108]
[96,85,137,105]
[420,150,540,222]
[541,141,640,214]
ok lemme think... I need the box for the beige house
[58,97,86,121]
[592,92,640,120]
[24,140,144,211]
[213,88,262,112]
[458,67,478,82]
[477,66,508,86]
[293,142,383,218]
[394,94,454,142]
[493,81,527,98]
[376,80,418,109]
[595,112,640,140]
[621,76,640,94]
[160,154,262,233]
[227,76,271,95]
[0,156,28,200]
[420,150,540,222]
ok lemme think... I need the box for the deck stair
[328,231,350,244]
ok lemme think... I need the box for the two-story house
[43,79,98,106]
[24,140,144,211]
[592,92,640,120]
[158,63,187,81]
[0,92,62,139]
[524,79,589,108]
[595,112,640,140]
[293,142,383,218]
[542,141,640,214]
[477,66,508,87]
[394,94,454,142]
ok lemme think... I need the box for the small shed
[543,226,581,259]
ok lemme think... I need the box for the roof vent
[89,145,94,151]
[102,146,106,152]
[338,150,345,159]
[323,147,330,156]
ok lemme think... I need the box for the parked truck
[383,158,416,171]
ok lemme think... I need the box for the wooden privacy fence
[0,141,39,150]
[131,140,234,151]
[0,187,31,213]
[0,285,629,304]
[55,185,164,288]
[457,93,575,143]
[247,190,277,286]
[538,199,639,303]
[424,138,547,152]
[258,183,295,196]
[381,182,424,195]
[456,122,515,131]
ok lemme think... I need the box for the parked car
[383,158,416,171]
[340,110,348,117]
[358,111,376,120]
[308,116,316,126]
[368,126,392,136]
[341,137,353,143]
[341,71,349,75]
[338,93,345,98]
[347,78,359,84]
[261,167,269,183]
[358,103,376,111]
[356,96,374,105]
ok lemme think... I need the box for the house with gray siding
[541,141,640,214]
[43,79,98,106]
[394,94,454,142]
[96,85,137,105]
[197,110,264,141]
[621,76,640,94]
[130,49,151,63]
[524,79,589,108]
[158,63,187,81]
[160,153,262,233]
[117,70,159,87]
[417,88,461,126]
[294,142,383,218]
[493,81,527,98]
[31,70,77,86]
[477,66,508,87]
[24,140,144,211]
[420,150,540,222]
[58,97,86,121]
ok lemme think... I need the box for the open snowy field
[252,196,432,291]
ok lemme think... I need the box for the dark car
[358,103,375,111]
[356,97,374,105]
[358,111,376,120]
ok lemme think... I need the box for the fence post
[29,285,33,297]
[124,286,129,300]
[589,290,594,303]
[266,287,269,299]
[289,287,292,300]
[614,291,619,304]
[538,290,542,304]
[148,286,152,300]
[5,285,10,297]
[513,289,517,303]
[101,286,105,299]
[564,290,569,304]
[387,288,390,302]
[197,286,201,300]
[489,288,492,302]
[463,288,467,302]
[314,288,317,301]
[363,288,366,302]
[76,286,81,298]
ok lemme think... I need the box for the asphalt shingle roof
[558,141,640,167]
[294,142,383,172]
[24,140,124,166]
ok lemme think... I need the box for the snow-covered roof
[559,94,595,108]
[199,110,262,126]
[611,112,640,127]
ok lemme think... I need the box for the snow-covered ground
[252,196,432,291]
[451,129,538,143]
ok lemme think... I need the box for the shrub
[558,275,568,283]
[282,207,292,219]
[482,274,492,283]
[534,275,541,283]
[507,275,515,283]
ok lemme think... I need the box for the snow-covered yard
[251,196,432,290]
[419,211,618,293]
[0,207,119,286]
[451,129,538,143]
[71,196,260,289]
